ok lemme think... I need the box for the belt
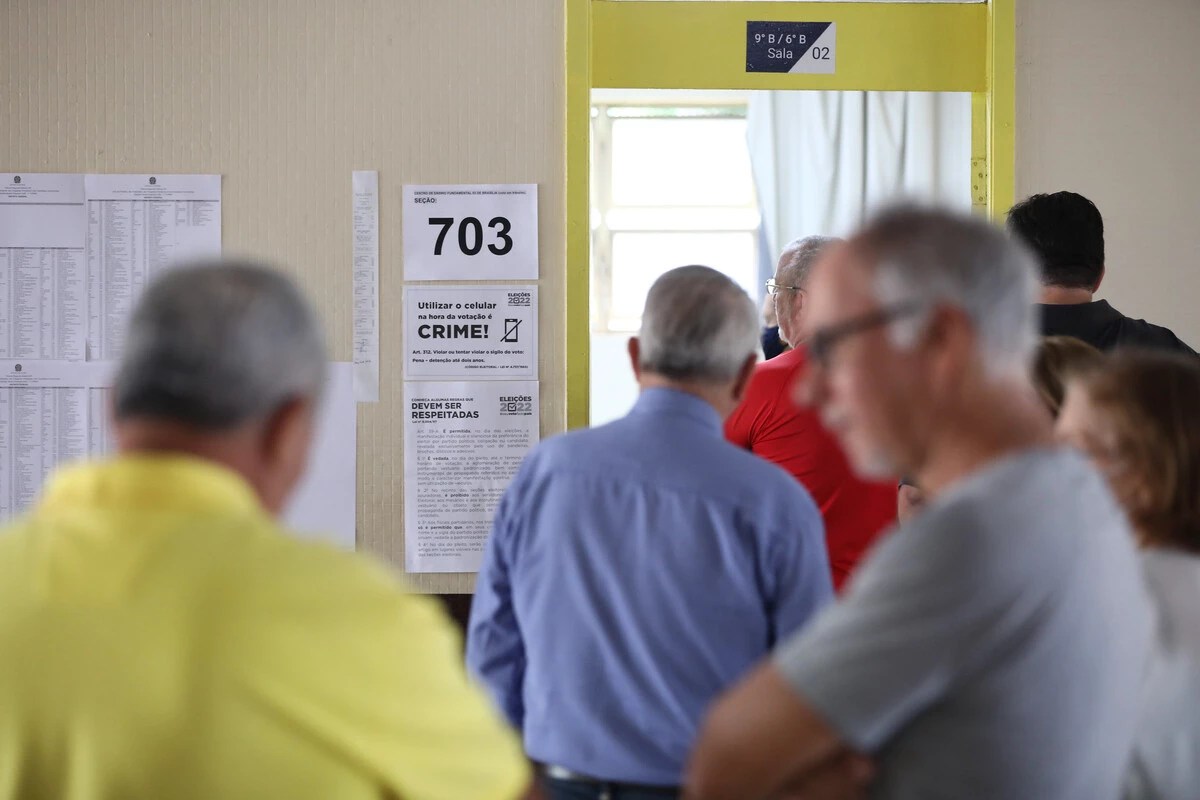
[543,765,680,797]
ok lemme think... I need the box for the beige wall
[1017,0,1200,347]
[0,0,565,593]
[9,0,1195,591]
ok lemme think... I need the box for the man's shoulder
[1114,313,1196,354]
[715,443,825,525]
[213,528,467,684]
[749,348,808,391]
[903,449,1123,566]
[230,524,413,617]
[728,350,811,434]
[521,421,616,466]
[549,413,818,517]
[934,448,1099,516]
[0,518,40,596]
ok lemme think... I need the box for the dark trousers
[542,776,680,800]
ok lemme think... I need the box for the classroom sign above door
[745,22,836,74]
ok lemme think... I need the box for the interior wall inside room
[0,0,565,593]
[1016,0,1200,348]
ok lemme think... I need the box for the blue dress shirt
[467,388,833,786]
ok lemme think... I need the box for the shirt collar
[1039,299,1123,328]
[40,454,265,518]
[629,387,724,435]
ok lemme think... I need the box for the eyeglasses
[807,301,927,368]
[765,279,802,296]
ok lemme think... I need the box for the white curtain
[746,91,972,269]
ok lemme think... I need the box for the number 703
[429,216,512,256]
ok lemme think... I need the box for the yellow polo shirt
[0,455,528,800]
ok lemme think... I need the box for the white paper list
[0,361,112,517]
[88,388,117,460]
[352,171,380,402]
[85,174,221,360]
[0,174,92,515]
[0,174,88,362]
[0,387,89,519]
[0,364,356,543]
[0,248,87,361]
[0,173,86,250]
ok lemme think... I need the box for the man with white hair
[0,262,531,800]
[468,265,833,799]
[726,236,897,590]
[685,207,1153,799]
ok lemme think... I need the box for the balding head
[113,260,328,513]
[638,265,759,382]
[773,235,840,345]
[631,265,760,419]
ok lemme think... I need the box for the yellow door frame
[565,0,1015,430]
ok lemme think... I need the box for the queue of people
[0,191,1194,800]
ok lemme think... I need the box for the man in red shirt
[726,236,896,589]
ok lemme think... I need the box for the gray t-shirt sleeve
[774,502,1028,752]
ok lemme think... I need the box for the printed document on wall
[0,362,358,539]
[0,172,86,250]
[0,360,110,521]
[284,362,357,550]
[0,386,90,519]
[85,174,221,360]
[352,171,380,402]
[0,173,222,524]
[404,380,538,573]
[0,174,91,520]
[403,184,538,281]
[404,285,538,380]
[0,173,88,361]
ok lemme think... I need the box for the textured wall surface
[1,0,566,592]
[1017,0,1200,347]
[13,0,1196,591]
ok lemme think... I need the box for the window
[591,103,761,332]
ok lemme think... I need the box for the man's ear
[792,288,806,319]
[1093,266,1105,293]
[924,305,977,393]
[259,397,316,514]
[788,289,808,340]
[731,353,758,403]
[628,337,642,381]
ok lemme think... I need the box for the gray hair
[113,260,328,428]
[777,235,840,288]
[638,265,759,382]
[856,204,1039,378]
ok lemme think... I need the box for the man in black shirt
[1007,191,1195,354]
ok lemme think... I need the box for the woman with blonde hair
[1057,351,1200,799]
[1032,335,1104,417]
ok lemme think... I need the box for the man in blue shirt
[467,265,833,799]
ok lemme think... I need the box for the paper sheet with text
[404,380,538,573]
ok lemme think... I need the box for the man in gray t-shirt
[685,207,1153,800]
[774,448,1150,798]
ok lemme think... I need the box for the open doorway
[589,88,972,425]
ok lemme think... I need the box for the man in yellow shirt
[0,262,531,800]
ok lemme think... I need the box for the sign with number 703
[403,184,539,281]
